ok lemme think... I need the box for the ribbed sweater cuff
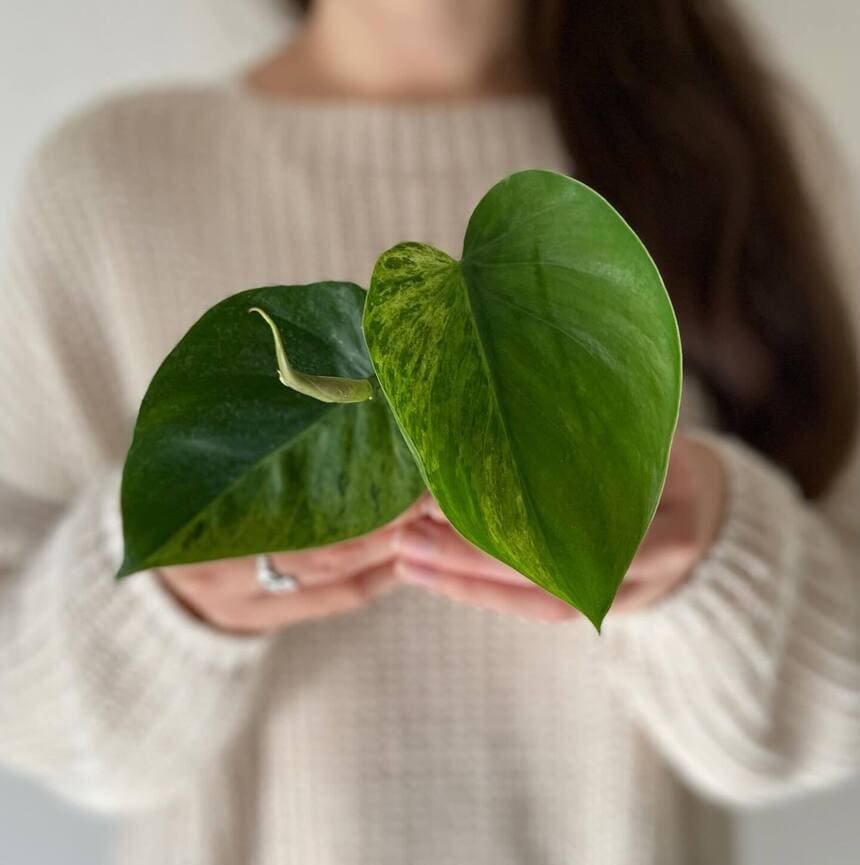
[606,430,802,638]
[97,466,274,671]
[1,465,275,807]
[600,432,860,802]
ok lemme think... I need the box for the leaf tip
[115,553,138,580]
[579,596,612,634]
[587,614,605,634]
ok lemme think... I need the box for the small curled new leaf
[249,306,375,404]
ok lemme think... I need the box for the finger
[658,433,693,507]
[269,527,401,587]
[159,558,257,605]
[215,562,399,633]
[267,496,434,585]
[396,560,576,622]
[609,573,685,615]
[395,520,531,585]
[626,508,698,581]
[385,493,434,529]
[420,496,449,523]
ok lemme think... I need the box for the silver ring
[255,554,300,594]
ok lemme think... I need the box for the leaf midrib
[456,260,565,597]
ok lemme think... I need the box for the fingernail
[398,561,439,583]
[396,528,436,558]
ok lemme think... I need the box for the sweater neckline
[222,71,555,115]
[214,74,571,174]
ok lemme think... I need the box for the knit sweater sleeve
[605,427,860,807]
[0,109,274,813]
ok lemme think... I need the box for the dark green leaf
[364,170,682,628]
[117,283,424,577]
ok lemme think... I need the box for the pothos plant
[117,169,682,629]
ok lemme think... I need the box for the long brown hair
[291,0,859,497]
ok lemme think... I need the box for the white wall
[0,0,286,229]
[0,1,858,862]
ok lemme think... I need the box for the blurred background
[0,0,858,862]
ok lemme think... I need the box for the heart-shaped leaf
[117,283,424,577]
[364,170,682,628]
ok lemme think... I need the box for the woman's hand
[394,496,579,622]
[609,432,726,613]
[160,433,727,631]
[394,432,727,619]
[393,501,577,622]
[158,498,427,634]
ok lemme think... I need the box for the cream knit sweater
[1,83,858,865]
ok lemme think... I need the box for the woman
[0,0,857,863]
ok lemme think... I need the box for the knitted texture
[0,84,857,865]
